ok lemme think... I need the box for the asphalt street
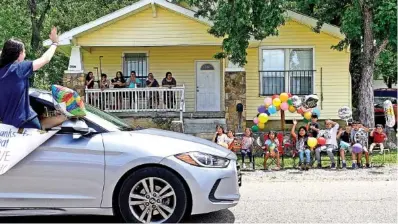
[0,169,396,223]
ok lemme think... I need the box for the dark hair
[116,71,126,82]
[0,39,24,68]
[131,71,136,75]
[297,126,308,139]
[311,113,318,119]
[268,130,276,139]
[217,126,225,133]
[85,71,93,81]
[376,124,383,128]
[101,73,107,78]
[165,71,172,78]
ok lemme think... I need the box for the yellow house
[44,0,351,132]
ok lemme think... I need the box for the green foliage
[375,45,397,88]
[182,0,285,67]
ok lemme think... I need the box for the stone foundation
[225,71,246,133]
[63,72,86,100]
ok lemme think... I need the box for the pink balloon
[264,97,272,106]
[253,117,259,124]
[280,102,289,111]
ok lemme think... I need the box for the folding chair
[369,138,390,166]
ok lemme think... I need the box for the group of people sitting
[213,113,388,171]
[85,71,178,109]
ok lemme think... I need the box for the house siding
[81,46,223,112]
[76,6,222,46]
[245,20,351,120]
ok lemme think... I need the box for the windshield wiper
[121,127,136,131]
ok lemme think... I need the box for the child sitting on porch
[241,128,254,169]
[262,131,281,170]
[291,119,311,170]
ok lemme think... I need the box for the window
[123,53,148,87]
[260,48,314,95]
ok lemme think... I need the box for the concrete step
[183,118,226,135]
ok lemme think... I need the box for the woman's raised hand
[293,119,298,125]
[49,26,59,44]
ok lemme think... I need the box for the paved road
[0,169,396,223]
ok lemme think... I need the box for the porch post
[63,46,85,98]
[224,71,247,133]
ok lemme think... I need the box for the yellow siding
[245,20,351,120]
[82,46,223,112]
[76,6,222,46]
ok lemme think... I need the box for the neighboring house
[44,0,350,134]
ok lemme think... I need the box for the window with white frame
[123,53,148,87]
[259,48,314,95]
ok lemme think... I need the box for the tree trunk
[349,39,362,120]
[358,2,375,128]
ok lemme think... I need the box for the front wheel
[118,167,188,223]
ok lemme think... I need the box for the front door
[196,61,221,111]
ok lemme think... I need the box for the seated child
[351,121,370,168]
[337,123,352,169]
[369,124,387,154]
[262,131,281,170]
[241,128,254,169]
[315,119,339,169]
[306,113,320,137]
[291,119,311,170]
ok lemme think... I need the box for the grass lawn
[238,149,398,169]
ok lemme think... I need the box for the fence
[259,70,315,96]
[85,85,185,114]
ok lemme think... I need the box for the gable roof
[43,0,345,46]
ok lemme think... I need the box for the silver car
[0,89,240,223]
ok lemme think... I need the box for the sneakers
[300,163,305,170]
[305,164,310,171]
[242,163,247,169]
[351,163,357,169]
[249,162,253,169]
[342,162,347,169]
[330,163,336,169]
[366,163,370,168]
[379,150,384,155]
[317,164,322,169]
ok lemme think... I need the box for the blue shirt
[0,61,37,128]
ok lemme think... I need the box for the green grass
[238,149,398,169]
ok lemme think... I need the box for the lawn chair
[369,137,390,166]
[263,132,285,169]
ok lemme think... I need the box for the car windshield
[85,104,134,131]
[374,97,397,105]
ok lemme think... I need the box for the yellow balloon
[288,105,296,113]
[304,111,312,120]
[258,113,269,123]
[307,137,317,148]
[273,98,281,107]
[280,93,289,102]
[258,123,265,129]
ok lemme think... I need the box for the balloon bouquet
[252,93,321,132]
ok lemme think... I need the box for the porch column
[224,71,246,133]
[63,46,85,98]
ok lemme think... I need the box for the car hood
[130,128,236,160]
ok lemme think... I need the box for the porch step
[183,118,227,136]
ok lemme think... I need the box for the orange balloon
[288,105,296,113]
[280,93,289,102]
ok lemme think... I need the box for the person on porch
[146,73,159,109]
[126,71,137,109]
[111,71,126,110]
[99,73,110,110]
[161,71,177,109]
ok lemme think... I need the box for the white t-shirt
[324,123,339,147]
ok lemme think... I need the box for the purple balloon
[352,143,363,154]
[258,106,266,113]
[264,109,270,116]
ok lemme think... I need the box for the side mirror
[60,119,91,137]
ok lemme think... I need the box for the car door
[0,129,105,208]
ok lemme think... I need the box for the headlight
[175,152,230,168]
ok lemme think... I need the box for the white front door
[196,61,221,111]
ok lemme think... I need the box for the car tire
[118,167,188,223]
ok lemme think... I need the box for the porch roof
[43,0,345,47]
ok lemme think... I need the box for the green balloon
[303,118,309,123]
[287,99,293,106]
[251,125,259,132]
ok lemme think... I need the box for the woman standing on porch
[161,72,177,109]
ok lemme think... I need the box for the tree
[180,0,286,66]
[375,45,397,88]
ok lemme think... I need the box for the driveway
[0,166,396,223]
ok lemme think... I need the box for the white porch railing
[85,85,185,114]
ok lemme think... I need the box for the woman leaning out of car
[0,26,66,130]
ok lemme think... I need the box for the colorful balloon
[302,95,319,109]
[297,107,304,115]
[312,107,321,117]
[303,118,309,123]
[304,111,312,120]
[288,105,296,113]
[264,97,272,107]
[290,95,302,108]
[258,106,266,113]
[251,125,259,132]
[280,93,289,102]
[268,105,277,114]
[317,137,326,146]
[287,93,292,97]
[287,98,293,106]
[258,113,269,124]
[253,117,259,124]
[272,94,279,100]
[258,123,265,129]
[273,98,282,107]
[280,102,289,111]
[307,137,317,148]
[352,143,362,154]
